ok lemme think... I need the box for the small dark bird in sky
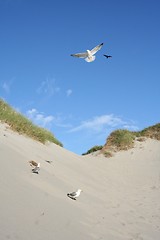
[103,54,112,58]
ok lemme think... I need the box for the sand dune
[0,122,160,240]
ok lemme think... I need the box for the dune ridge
[0,122,160,240]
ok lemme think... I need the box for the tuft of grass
[103,151,113,158]
[101,123,160,156]
[82,145,103,155]
[106,129,135,151]
[0,99,63,147]
[140,123,160,140]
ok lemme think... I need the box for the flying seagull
[32,163,40,174]
[71,43,104,62]
[67,189,82,200]
[103,54,112,58]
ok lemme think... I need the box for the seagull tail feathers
[85,55,95,62]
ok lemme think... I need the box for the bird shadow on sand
[67,194,76,200]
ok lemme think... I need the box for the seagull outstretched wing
[90,43,104,55]
[71,52,88,58]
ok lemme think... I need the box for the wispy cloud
[66,89,72,97]
[36,78,60,97]
[122,124,139,131]
[68,114,138,133]
[26,108,72,129]
[26,108,55,128]
[2,79,13,94]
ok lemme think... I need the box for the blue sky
[0,0,160,154]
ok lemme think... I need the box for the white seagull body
[67,189,82,200]
[71,43,103,62]
[32,163,40,174]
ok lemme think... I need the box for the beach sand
[0,122,160,240]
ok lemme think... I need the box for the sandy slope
[0,123,160,240]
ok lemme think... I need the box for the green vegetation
[106,129,135,150]
[140,124,160,140]
[102,123,160,155]
[0,99,63,147]
[82,145,103,155]
[84,123,160,156]
[1,99,159,156]
[103,151,113,158]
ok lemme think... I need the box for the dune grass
[102,123,160,155]
[1,98,159,155]
[0,99,63,147]
[106,129,136,151]
[84,123,160,156]
[82,145,103,155]
[140,124,160,140]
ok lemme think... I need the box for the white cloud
[66,89,72,97]
[25,109,138,143]
[123,124,139,131]
[36,78,60,97]
[69,114,138,133]
[26,108,54,128]
[26,108,72,130]
[2,80,13,94]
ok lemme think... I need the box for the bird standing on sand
[71,43,103,62]
[103,54,112,58]
[32,163,40,174]
[67,189,82,200]
[29,160,38,167]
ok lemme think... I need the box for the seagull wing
[32,166,40,172]
[71,52,88,58]
[68,191,77,197]
[90,43,104,55]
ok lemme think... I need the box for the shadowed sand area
[0,123,160,240]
